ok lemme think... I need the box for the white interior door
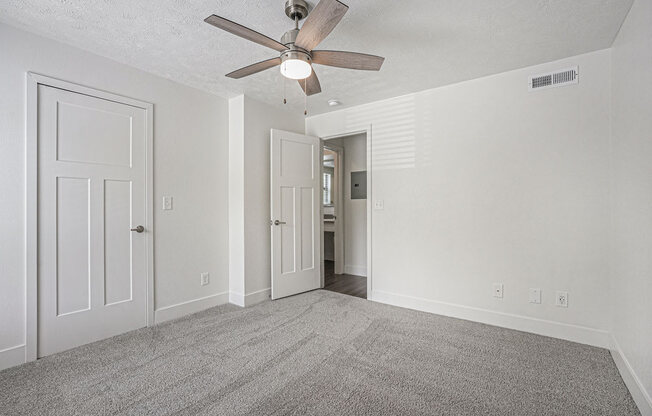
[270,129,321,299]
[37,84,148,357]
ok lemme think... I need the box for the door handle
[273,220,286,226]
[130,225,145,233]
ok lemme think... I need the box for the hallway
[323,260,366,299]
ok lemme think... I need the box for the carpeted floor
[0,290,640,415]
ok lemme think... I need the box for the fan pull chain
[283,77,287,104]
[304,78,307,116]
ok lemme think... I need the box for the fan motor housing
[280,49,311,65]
[285,0,309,21]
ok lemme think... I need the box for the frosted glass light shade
[280,59,312,80]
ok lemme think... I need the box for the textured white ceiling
[0,0,633,115]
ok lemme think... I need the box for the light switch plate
[529,288,541,304]
[163,196,173,210]
[374,200,384,210]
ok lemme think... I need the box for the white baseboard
[0,344,26,371]
[371,290,612,349]
[154,291,229,324]
[244,288,271,305]
[611,337,652,416]
[229,288,271,307]
[344,265,367,277]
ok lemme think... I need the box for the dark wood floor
[323,260,367,299]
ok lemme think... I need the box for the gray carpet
[0,290,640,416]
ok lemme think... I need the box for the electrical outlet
[374,200,384,210]
[200,272,210,286]
[555,291,568,307]
[529,288,541,304]
[493,283,504,299]
[162,196,173,210]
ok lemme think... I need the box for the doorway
[322,133,368,299]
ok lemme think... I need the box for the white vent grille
[529,67,578,91]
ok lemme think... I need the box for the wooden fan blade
[298,70,321,96]
[294,0,348,51]
[204,15,287,52]
[226,57,282,79]
[312,50,384,71]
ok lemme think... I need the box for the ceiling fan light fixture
[280,50,312,80]
[205,0,385,98]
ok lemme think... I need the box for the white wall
[610,0,652,412]
[228,95,305,306]
[328,134,368,276]
[307,49,613,347]
[0,23,229,369]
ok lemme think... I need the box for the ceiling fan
[204,0,385,97]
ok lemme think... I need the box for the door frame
[320,126,372,299]
[25,72,155,362]
[320,143,345,286]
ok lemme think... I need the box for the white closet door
[37,85,148,357]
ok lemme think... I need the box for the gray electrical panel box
[351,171,367,199]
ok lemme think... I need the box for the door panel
[280,139,314,178]
[56,177,91,316]
[300,187,314,270]
[38,85,147,357]
[56,101,132,166]
[103,179,133,305]
[271,129,321,299]
[280,186,296,274]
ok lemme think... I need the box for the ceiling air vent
[529,66,578,91]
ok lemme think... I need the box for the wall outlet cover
[374,200,384,210]
[493,283,504,299]
[529,288,542,304]
[555,291,568,307]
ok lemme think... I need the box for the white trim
[322,143,345,276]
[611,336,652,416]
[371,290,612,349]
[154,292,229,324]
[229,288,271,308]
[244,288,271,306]
[229,291,245,307]
[145,93,155,328]
[319,142,325,288]
[0,345,26,371]
[25,73,38,362]
[344,265,367,277]
[25,72,155,363]
[320,126,373,299]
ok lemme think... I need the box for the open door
[270,129,321,299]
